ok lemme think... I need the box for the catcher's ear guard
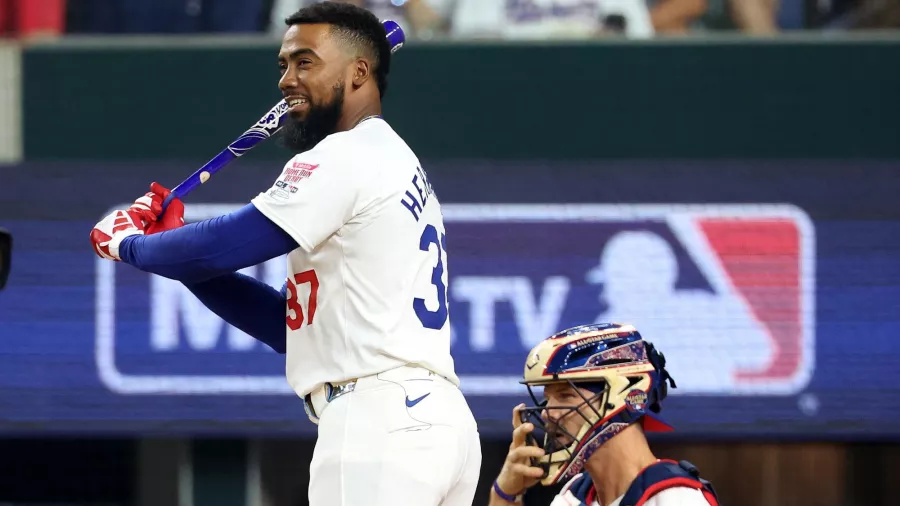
[0,228,11,291]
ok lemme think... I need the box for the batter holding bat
[89,3,481,505]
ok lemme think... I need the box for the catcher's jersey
[551,462,717,506]
[251,117,458,398]
[550,487,710,506]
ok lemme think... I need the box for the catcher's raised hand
[492,403,546,502]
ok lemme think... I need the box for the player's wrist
[492,479,522,503]
[108,228,143,260]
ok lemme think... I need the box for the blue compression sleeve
[118,203,298,284]
[118,203,297,353]
[183,276,289,353]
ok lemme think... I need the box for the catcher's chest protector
[556,459,720,506]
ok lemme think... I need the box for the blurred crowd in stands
[0,0,898,39]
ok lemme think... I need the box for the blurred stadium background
[1,0,900,505]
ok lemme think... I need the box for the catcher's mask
[518,323,676,486]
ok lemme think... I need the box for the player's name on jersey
[400,165,436,222]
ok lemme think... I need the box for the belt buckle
[326,379,356,402]
[304,380,357,425]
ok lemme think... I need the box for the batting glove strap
[108,226,143,260]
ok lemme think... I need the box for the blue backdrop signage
[96,203,815,398]
[1,160,898,438]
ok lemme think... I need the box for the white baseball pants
[307,365,482,506]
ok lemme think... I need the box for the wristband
[492,480,520,502]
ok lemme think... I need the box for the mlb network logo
[95,203,815,397]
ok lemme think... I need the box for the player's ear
[351,58,370,89]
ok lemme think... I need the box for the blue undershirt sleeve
[181,276,289,354]
[118,203,297,284]
[117,203,297,353]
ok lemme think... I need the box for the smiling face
[277,23,354,152]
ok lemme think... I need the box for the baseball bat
[160,19,406,213]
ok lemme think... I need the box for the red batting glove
[90,183,185,260]
[145,182,185,235]
[90,208,145,261]
[127,188,163,228]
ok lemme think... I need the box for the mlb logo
[444,204,815,397]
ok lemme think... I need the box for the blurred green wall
[0,42,21,163]
[22,38,900,161]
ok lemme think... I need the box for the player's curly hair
[285,2,391,99]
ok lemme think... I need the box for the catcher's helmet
[519,322,676,486]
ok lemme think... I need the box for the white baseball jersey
[251,117,458,398]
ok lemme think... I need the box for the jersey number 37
[286,270,319,331]
[284,224,448,331]
[413,223,448,330]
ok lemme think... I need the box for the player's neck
[337,101,383,132]
[583,424,657,506]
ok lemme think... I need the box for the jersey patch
[267,161,321,200]
[283,162,319,183]
[283,162,320,183]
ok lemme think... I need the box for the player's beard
[280,80,345,153]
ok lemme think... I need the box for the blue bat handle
[159,19,406,216]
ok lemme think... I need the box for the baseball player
[489,323,720,506]
[89,3,481,505]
